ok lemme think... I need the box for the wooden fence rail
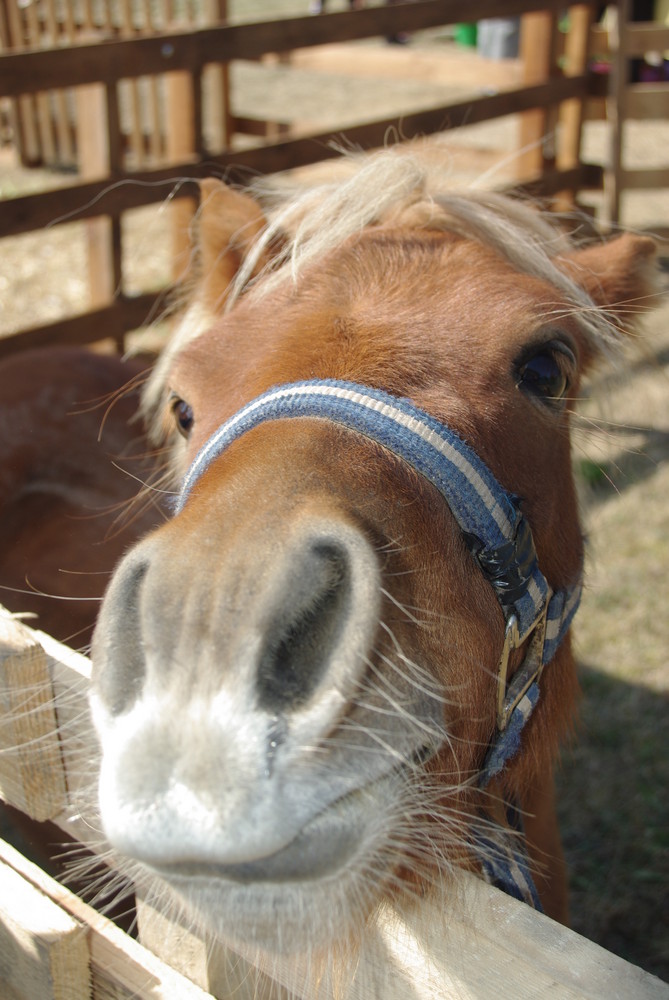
[1,604,667,999]
[0,1,601,356]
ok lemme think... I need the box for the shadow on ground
[557,664,669,981]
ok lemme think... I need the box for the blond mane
[144,146,621,426]
[234,147,616,347]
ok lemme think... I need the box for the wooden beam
[556,4,597,199]
[0,837,215,1000]
[624,23,669,58]
[0,613,67,822]
[518,9,559,179]
[0,292,168,360]
[0,0,570,97]
[0,852,90,1000]
[1,609,666,1000]
[0,75,589,240]
[508,161,603,199]
[624,84,669,120]
[76,81,118,317]
[615,167,669,190]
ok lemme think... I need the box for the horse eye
[171,397,194,438]
[516,346,572,405]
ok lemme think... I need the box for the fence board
[0,291,167,359]
[0,836,216,1000]
[0,0,571,96]
[0,854,90,1000]
[617,166,669,190]
[624,84,669,120]
[0,614,67,822]
[606,0,669,225]
[1,605,667,1000]
[623,23,669,58]
[0,74,592,242]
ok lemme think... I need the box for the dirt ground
[1,5,668,985]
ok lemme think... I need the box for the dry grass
[559,293,669,980]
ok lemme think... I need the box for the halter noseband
[176,379,581,786]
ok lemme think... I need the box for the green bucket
[455,23,478,47]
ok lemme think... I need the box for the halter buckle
[496,594,551,732]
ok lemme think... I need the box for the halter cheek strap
[177,380,581,788]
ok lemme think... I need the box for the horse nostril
[92,553,149,717]
[256,541,350,711]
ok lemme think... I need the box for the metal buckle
[495,593,551,732]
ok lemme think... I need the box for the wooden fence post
[518,9,560,180]
[556,4,597,208]
[76,82,121,330]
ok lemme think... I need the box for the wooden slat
[0,837,216,1000]
[202,0,232,151]
[605,2,669,226]
[0,0,571,97]
[4,0,41,164]
[0,612,68,822]
[556,5,596,190]
[616,166,669,190]
[509,160,602,198]
[624,84,669,120]
[141,0,164,161]
[607,0,628,226]
[231,114,290,137]
[119,0,146,167]
[0,852,90,1000]
[23,0,58,165]
[44,0,77,167]
[0,75,590,240]
[624,23,669,58]
[2,611,665,1000]
[77,80,116,312]
[518,10,560,179]
[0,291,167,358]
[136,887,291,999]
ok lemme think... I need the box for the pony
[88,148,656,994]
[0,347,160,647]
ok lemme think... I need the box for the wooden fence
[0,0,605,358]
[1,604,667,999]
[603,0,669,227]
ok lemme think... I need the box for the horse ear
[197,179,272,313]
[562,233,658,332]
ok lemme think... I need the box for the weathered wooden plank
[0,851,90,1000]
[624,84,669,121]
[615,166,669,191]
[0,292,167,359]
[509,161,602,198]
[0,836,215,1000]
[0,612,68,822]
[518,10,560,178]
[556,5,596,185]
[0,74,589,240]
[0,0,570,97]
[623,23,669,58]
[2,611,664,1000]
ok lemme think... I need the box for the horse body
[87,152,656,983]
[0,348,158,646]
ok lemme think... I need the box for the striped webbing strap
[474,804,544,911]
[177,379,581,661]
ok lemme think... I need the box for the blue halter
[177,379,582,909]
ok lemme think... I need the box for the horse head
[90,151,656,958]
